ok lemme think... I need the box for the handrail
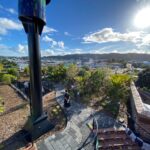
[77,113,99,150]
[116,120,150,150]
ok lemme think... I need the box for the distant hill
[43,53,150,62]
[0,53,150,62]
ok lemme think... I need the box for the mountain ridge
[1,53,150,61]
[43,53,150,61]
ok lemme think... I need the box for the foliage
[82,66,90,71]
[132,63,150,69]
[70,68,110,103]
[84,69,107,95]
[96,74,131,116]
[7,68,19,77]
[0,73,3,82]
[0,63,3,72]
[66,64,78,80]
[110,74,131,86]
[2,74,17,84]
[42,67,48,77]
[71,69,91,97]
[0,59,18,68]
[136,68,150,89]
[47,64,67,82]
[78,68,86,77]
[108,74,131,102]
[0,59,19,81]
[102,99,120,116]
[24,66,29,76]
[65,64,78,88]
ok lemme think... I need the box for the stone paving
[37,85,116,150]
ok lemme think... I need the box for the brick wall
[130,82,150,141]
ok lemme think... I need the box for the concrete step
[99,138,137,147]
[99,144,141,150]
[97,128,141,150]
[98,131,127,140]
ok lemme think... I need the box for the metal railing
[77,113,99,150]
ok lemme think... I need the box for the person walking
[64,90,70,108]
[24,81,29,96]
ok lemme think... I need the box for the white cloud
[91,47,150,54]
[41,47,84,56]
[0,28,7,35]
[43,26,57,34]
[140,34,150,46]
[0,5,17,15]
[72,48,83,54]
[0,44,9,50]
[42,35,57,47]
[17,44,28,54]
[90,46,118,54]
[83,28,141,44]
[64,32,71,36]
[6,8,17,15]
[58,41,64,49]
[118,49,150,54]
[42,35,65,49]
[0,44,19,56]
[83,27,150,49]
[0,18,22,35]
[42,35,53,42]
[136,0,150,4]
[41,48,69,56]
[41,49,55,56]
[0,43,29,56]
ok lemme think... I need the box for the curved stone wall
[130,82,150,141]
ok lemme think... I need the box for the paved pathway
[37,85,116,150]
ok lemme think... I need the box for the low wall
[130,82,150,141]
[10,84,29,101]
[11,83,56,109]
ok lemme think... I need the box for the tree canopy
[108,74,131,102]
[0,64,3,72]
[7,68,19,77]
[47,64,67,82]
[2,74,17,84]
[136,68,150,89]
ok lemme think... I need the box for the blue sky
[0,0,150,56]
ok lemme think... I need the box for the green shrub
[108,74,131,103]
[7,68,19,77]
[0,63,3,72]
[2,74,17,84]
[48,64,67,82]
[136,68,150,90]
[24,66,29,76]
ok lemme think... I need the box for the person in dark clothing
[64,90,70,108]
[24,81,29,96]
